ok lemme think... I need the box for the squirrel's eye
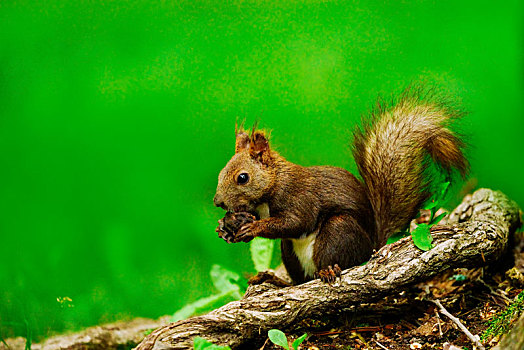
[237,173,249,185]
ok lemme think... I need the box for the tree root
[136,189,522,349]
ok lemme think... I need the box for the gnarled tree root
[136,189,522,349]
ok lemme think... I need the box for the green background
[1,0,522,341]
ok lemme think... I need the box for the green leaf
[291,333,308,350]
[422,198,438,210]
[450,274,467,282]
[250,237,274,272]
[193,337,212,350]
[0,335,9,349]
[438,181,450,197]
[171,290,237,322]
[268,329,289,349]
[193,336,231,350]
[421,181,450,211]
[411,223,433,251]
[210,264,242,298]
[23,318,32,350]
[429,212,447,226]
[386,230,410,244]
[172,265,244,322]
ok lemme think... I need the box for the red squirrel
[213,87,468,284]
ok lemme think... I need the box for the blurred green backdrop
[1,0,523,341]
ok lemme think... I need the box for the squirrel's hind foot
[248,271,292,287]
[315,264,342,284]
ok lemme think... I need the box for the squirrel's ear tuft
[249,131,271,163]
[235,131,250,153]
[235,121,250,153]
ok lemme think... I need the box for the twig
[258,337,269,350]
[375,340,389,350]
[312,331,343,336]
[349,326,381,332]
[432,300,485,350]
[478,279,512,303]
[313,327,381,336]
[435,309,443,337]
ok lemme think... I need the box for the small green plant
[411,181,450,251]
[387,181,450,248]
[171,264,243,321]
[250,237,274,272]
[386,230,410,245]
[450,274,467,282]
[481,290,524,342]
[172,236,275,321]
[268,329,307,350]
[1,335,9,348]
[412,181,450,250]
[193,336,231,349]
[1,319,32,350]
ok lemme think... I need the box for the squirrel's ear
[235,131,250,153]
[249,131,271,162]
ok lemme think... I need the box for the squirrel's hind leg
[313,214,374,281]
[281,239,309,285]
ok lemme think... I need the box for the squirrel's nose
[214,194,225,209]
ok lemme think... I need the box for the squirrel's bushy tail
[353,87,469,248]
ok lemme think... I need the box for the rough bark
[136,189,522,349]
[0,317,169,350]
[0,300,417,350]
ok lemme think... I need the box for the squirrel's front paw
[233,222,257,243]
[216,218,234,243]
[216,211,256,243]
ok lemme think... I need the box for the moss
[481,290,524,342]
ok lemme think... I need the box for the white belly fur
[255,203,317,278]
[291,233,317,279]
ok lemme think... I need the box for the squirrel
[213,87,469,285]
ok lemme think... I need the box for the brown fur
[214,87,469,284]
